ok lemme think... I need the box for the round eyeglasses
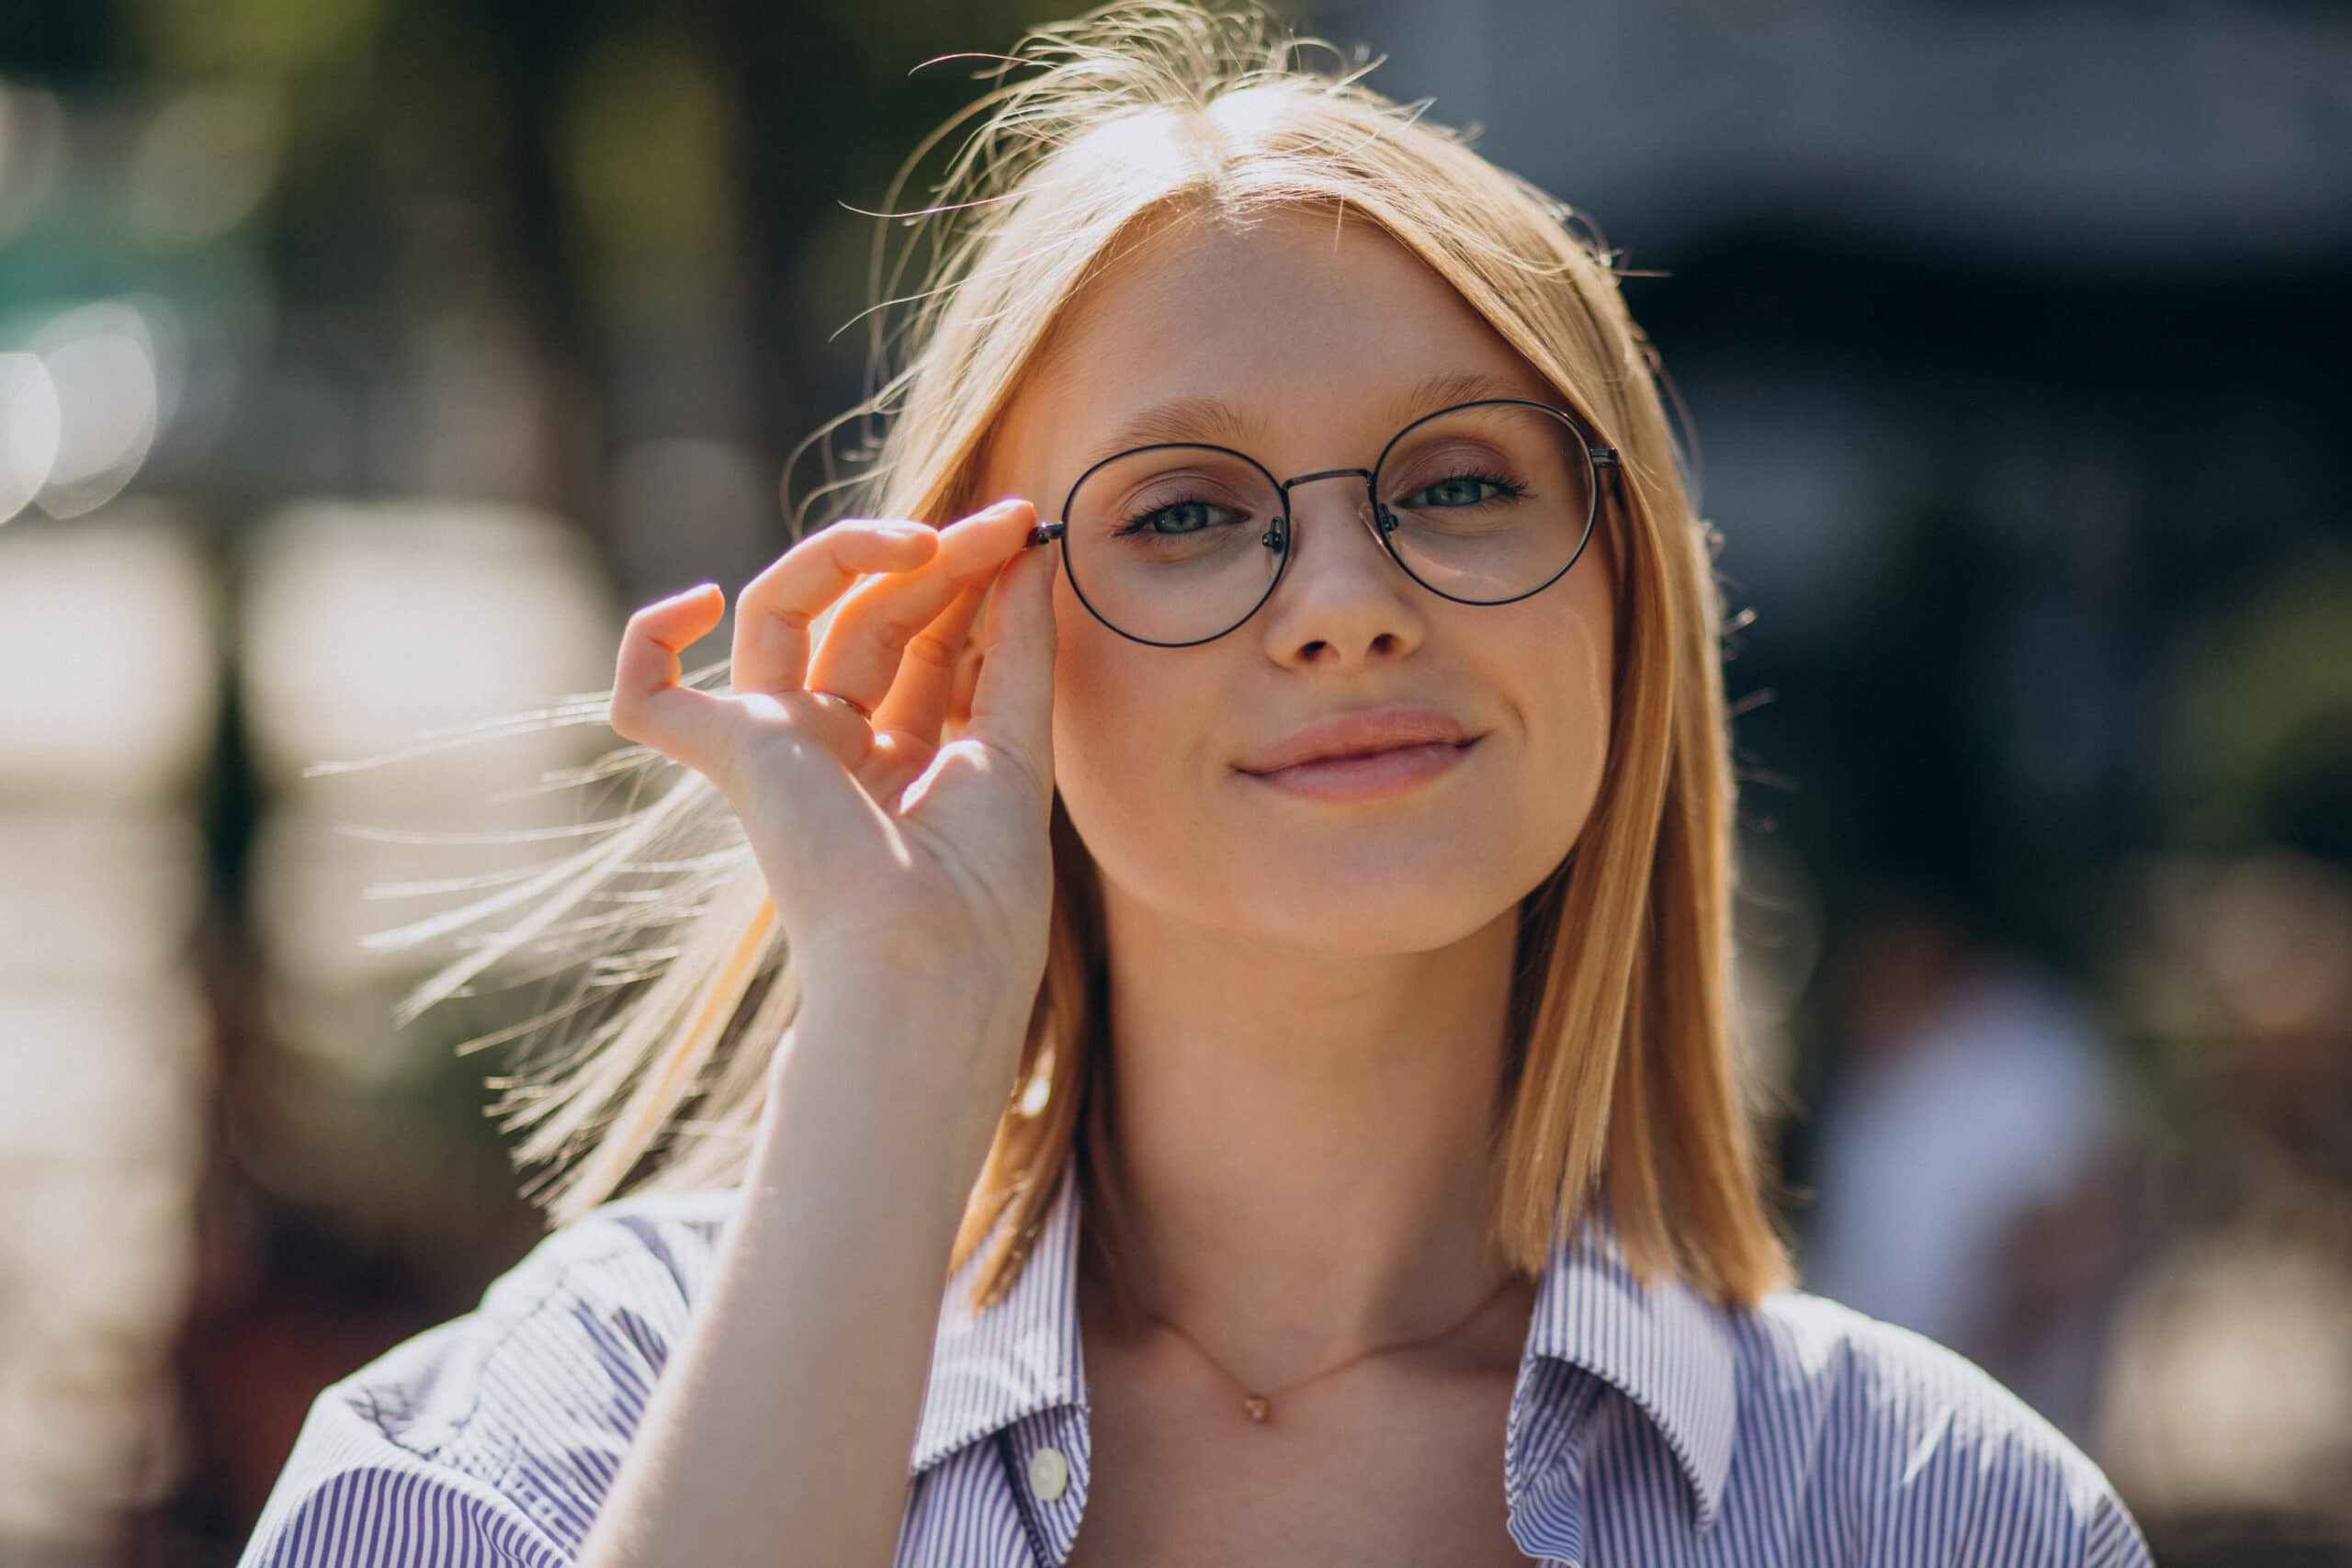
[1016,399,1617,647]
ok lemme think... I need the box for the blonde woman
[240,4,2154,1563]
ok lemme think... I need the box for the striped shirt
[240,1151,2154,1566]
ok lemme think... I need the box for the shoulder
[238,1185,746,1568]
[1728,1288,2153,1566]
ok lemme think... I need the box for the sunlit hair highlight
[334,0,1795,1314]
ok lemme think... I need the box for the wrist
[763,997,1020,1199]
[793,980,1032,1088]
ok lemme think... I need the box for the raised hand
[608,497,1057,1078]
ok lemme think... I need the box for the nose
[1255,472,1426,665]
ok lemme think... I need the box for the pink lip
[1238,705,1475,774]
[1243,738,1477,804]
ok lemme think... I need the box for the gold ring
[806,689,873,720]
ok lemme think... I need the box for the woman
[241,4,2154,1563]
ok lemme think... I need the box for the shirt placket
[993,1407,1091,1566]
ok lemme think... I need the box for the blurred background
[0,0,2346,1562]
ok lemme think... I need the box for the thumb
[964,535,1057,798]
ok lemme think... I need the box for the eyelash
[1111,466,1528,536]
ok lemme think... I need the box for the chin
[1216,867,1510,955]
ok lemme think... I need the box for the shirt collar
[1512,1202,1742,1535]
[909,1150,1740,1537]
[910,1156,1090,1472]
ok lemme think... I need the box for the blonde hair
[364,0,1794,1311]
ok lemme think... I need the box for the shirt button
[1027,1445,1070,1502]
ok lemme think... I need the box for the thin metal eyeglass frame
[1016,397,1620,649]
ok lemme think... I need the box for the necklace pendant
[1241,1393,1272,1424]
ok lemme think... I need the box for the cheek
[1514,575,1617,849]
[1047,576,1294,924]
[1047,558,1125,747]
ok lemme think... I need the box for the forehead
[998,207,1558,480]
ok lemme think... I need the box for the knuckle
[823,527,876,562]
[900,627,957,674]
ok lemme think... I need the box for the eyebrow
[1070,369,1555,473]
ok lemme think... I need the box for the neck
[1081,879,1528,1388]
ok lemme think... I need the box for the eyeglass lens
[1058,401,1596,646]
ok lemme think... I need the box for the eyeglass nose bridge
[1264,466,1389,552]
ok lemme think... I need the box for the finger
[960,540,1057,802]
[611,582,736,770]
[730,521,939,695]
[854,575,992,807]
[942,612,986,740]
[803,499,1037,715]
[867,574,990,744]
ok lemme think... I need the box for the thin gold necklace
[1146,1272,1521,1426]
